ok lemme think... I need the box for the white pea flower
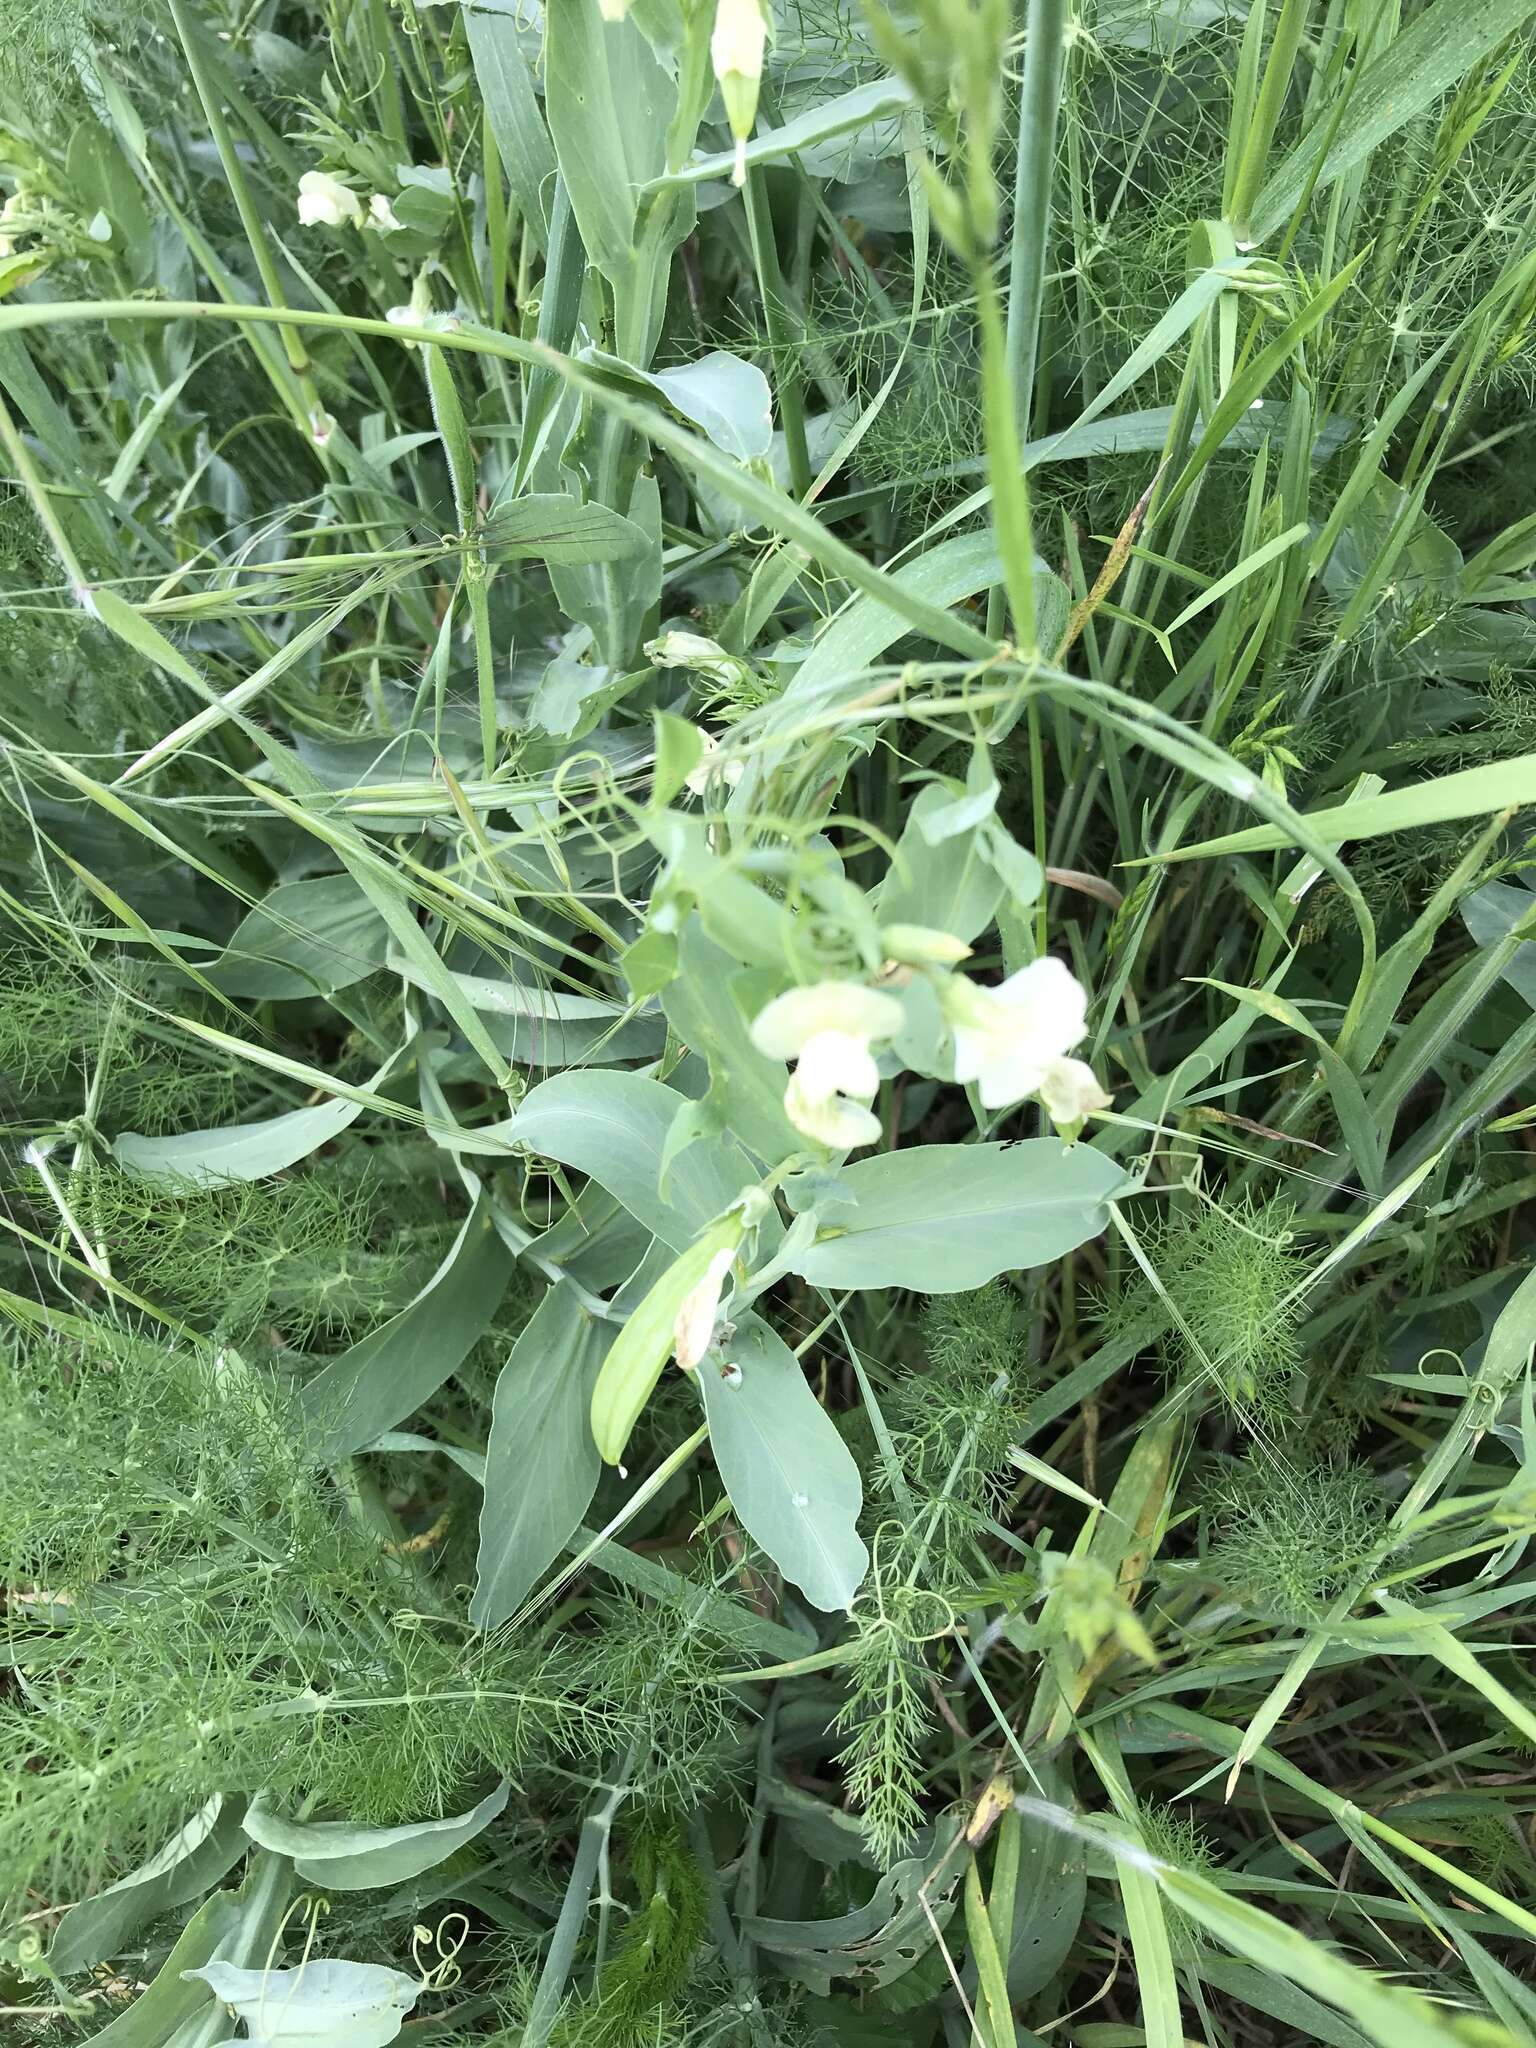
[684,728,744,797]
[297,170,364,229]
[0,190,32,260]
[948,956,1108,1117]
[385,267,436,344]
[1038,1057,1113,1125]
[673,1243,738,1370]
[752,981,904,1152]
[710,0,768,186]
[646,630,747,686]
[0,190,27,259]
[368,191,403,231]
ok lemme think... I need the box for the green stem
[976,258,1037,656]
[1004,0,1071,428]
[167,0,329,439]
[743,170,812,499]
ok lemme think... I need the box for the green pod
[589,1214,743,1466]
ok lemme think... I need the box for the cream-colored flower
[752,980,903,1152]
[710,0,767,186]
[784,1067,883,1150]
[297,170,364,228]
[385,267,436,345]
[672,1243,737,1369]
[948,956,1096,1111]
[368,191,403,230]
[1038,1056,1113,1125]
[647,630,744,685]
[684,728,745,797]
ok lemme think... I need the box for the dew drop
[720,1362,743,1388]
[792,1491,810,1508]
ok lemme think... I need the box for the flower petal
[672,1245,738,1370]
[297,170,364,228]
[1038,1057,1113,1123]
[784,1073,883,1150]
[993,956,1090,1055]
[750,981,903,1061]
[794,1029,880,1105]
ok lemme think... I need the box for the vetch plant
[1,0,1536,2041]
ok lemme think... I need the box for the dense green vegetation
[3,0,1536,2042]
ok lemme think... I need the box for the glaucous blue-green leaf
[1462,879,1536,1009]
[543,0,671,283]
[648,75,919,188]
[205,875,389,998]
[184,1960,419,2046]
[528,655,639,742]
[787,1141,1127,1292]
[741,1817,963,1995]
[112,1095,365,1190]
[364,1429,487,1486]
[464,3,554,249]
[549,467,663,672]
[661,921,802,1166]
[640,353,773,461]
[301,1191,514,1461]
[914,748,1000,844]
[51,1797,247,1977]
[699,1314,868,1613]
[114,1041,417,1192]
[509,1069,763,1252]
[471,1283,609,1628]
[577,350,774,462]
[391,952,665,1067]
[1004,1764,1086,1997]
[241,1781,508,1890]
[643,810,794,970]
[84,1889,243,2045]
[875,784,1006,945]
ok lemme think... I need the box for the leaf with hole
[699,1312,868,1613]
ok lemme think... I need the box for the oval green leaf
[471,1283,610,1628]
[699,1313,868,1613]
[241,1781,509,1891]
[787,1140,1128,1292]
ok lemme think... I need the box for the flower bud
[710,0,767,186]
[880,922,973,967]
